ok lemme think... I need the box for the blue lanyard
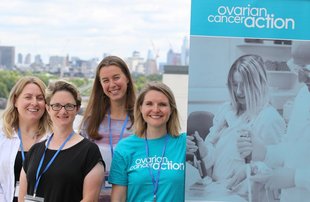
[107,111,128,158]
[144,133,169,201]
[33,131,75,197]
[17,128,25,162]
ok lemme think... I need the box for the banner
[186,0,310,201]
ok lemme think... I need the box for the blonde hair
[134,81,180,137]
[227,55,269,118]
[2,76,51,138]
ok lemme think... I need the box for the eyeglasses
[49,103,77,111]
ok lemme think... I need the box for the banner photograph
[186,0,310,202]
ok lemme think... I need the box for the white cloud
[0,0,191,63]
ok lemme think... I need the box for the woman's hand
[186,131,208,159]
[265,167,295,190]
[237,129,253,159]
[226,165,246,191]
[186,135,198,155]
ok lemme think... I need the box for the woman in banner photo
[0,76,51,202]
[79,55,136,200]
[187,54,286,201]
[109,81,186,202]
[18,80,105,202]
[234,41,310,202]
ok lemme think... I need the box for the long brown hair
[80,56,136,140]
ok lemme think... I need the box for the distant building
[167,49,174,65]
[17,53,23,64]
[69,57,98,78]
[166,48,181,65]
[0,46,15,69]
[144,49,158,75]
[24,53,31,64]
[158,62,166,74]
[125,51,145,73]
[34,54,43,65]
[49,56,65,74]
[181,36,190,65]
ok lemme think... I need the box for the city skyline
[0,0,191,64]
[13,35,189,65]
[1,36,189,77]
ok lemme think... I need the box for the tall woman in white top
[0,76,51,202]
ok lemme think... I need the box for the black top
[14,151,26,202]
[23,138,104,202]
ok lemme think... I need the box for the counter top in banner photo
[186,0,310,202]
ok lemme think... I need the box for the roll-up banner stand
[186,0,310,201]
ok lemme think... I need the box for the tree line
[0,70,162,99]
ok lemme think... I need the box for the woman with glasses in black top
[19,80,105,202]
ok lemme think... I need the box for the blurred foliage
[0,70,162,98]
[132,73,162,92]
[0,70,92,98]
[0,82,9,98]
[0,70,21,98]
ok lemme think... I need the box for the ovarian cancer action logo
[208,4,295,30]
[130,156,185,171]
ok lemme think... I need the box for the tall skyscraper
[24,53,31,64]
[17,53,23,64]
[144,49,158,75]
[0,46,15,69]
[181,36,189,65]
[49,56,65,74]
[126,51,144,73]
[166,48,181,65]
[34,54,43,64]
[166,48,175,65]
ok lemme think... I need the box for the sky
[0,0,191,64]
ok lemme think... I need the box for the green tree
[0,82,9,98]
[132,73,162,92]
[32,72,56,85]
[0,70,21,98]
[70,78,87,88]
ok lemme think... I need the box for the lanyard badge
[33,131,75,197]
[144,133,169,201]
[24,195,44,202]
[17,128,26,162]
[107,111,129,157]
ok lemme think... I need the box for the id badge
[24,195,44,202]
[14,181,20,197]
[104,180,112,188]
[104,173,112,188]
